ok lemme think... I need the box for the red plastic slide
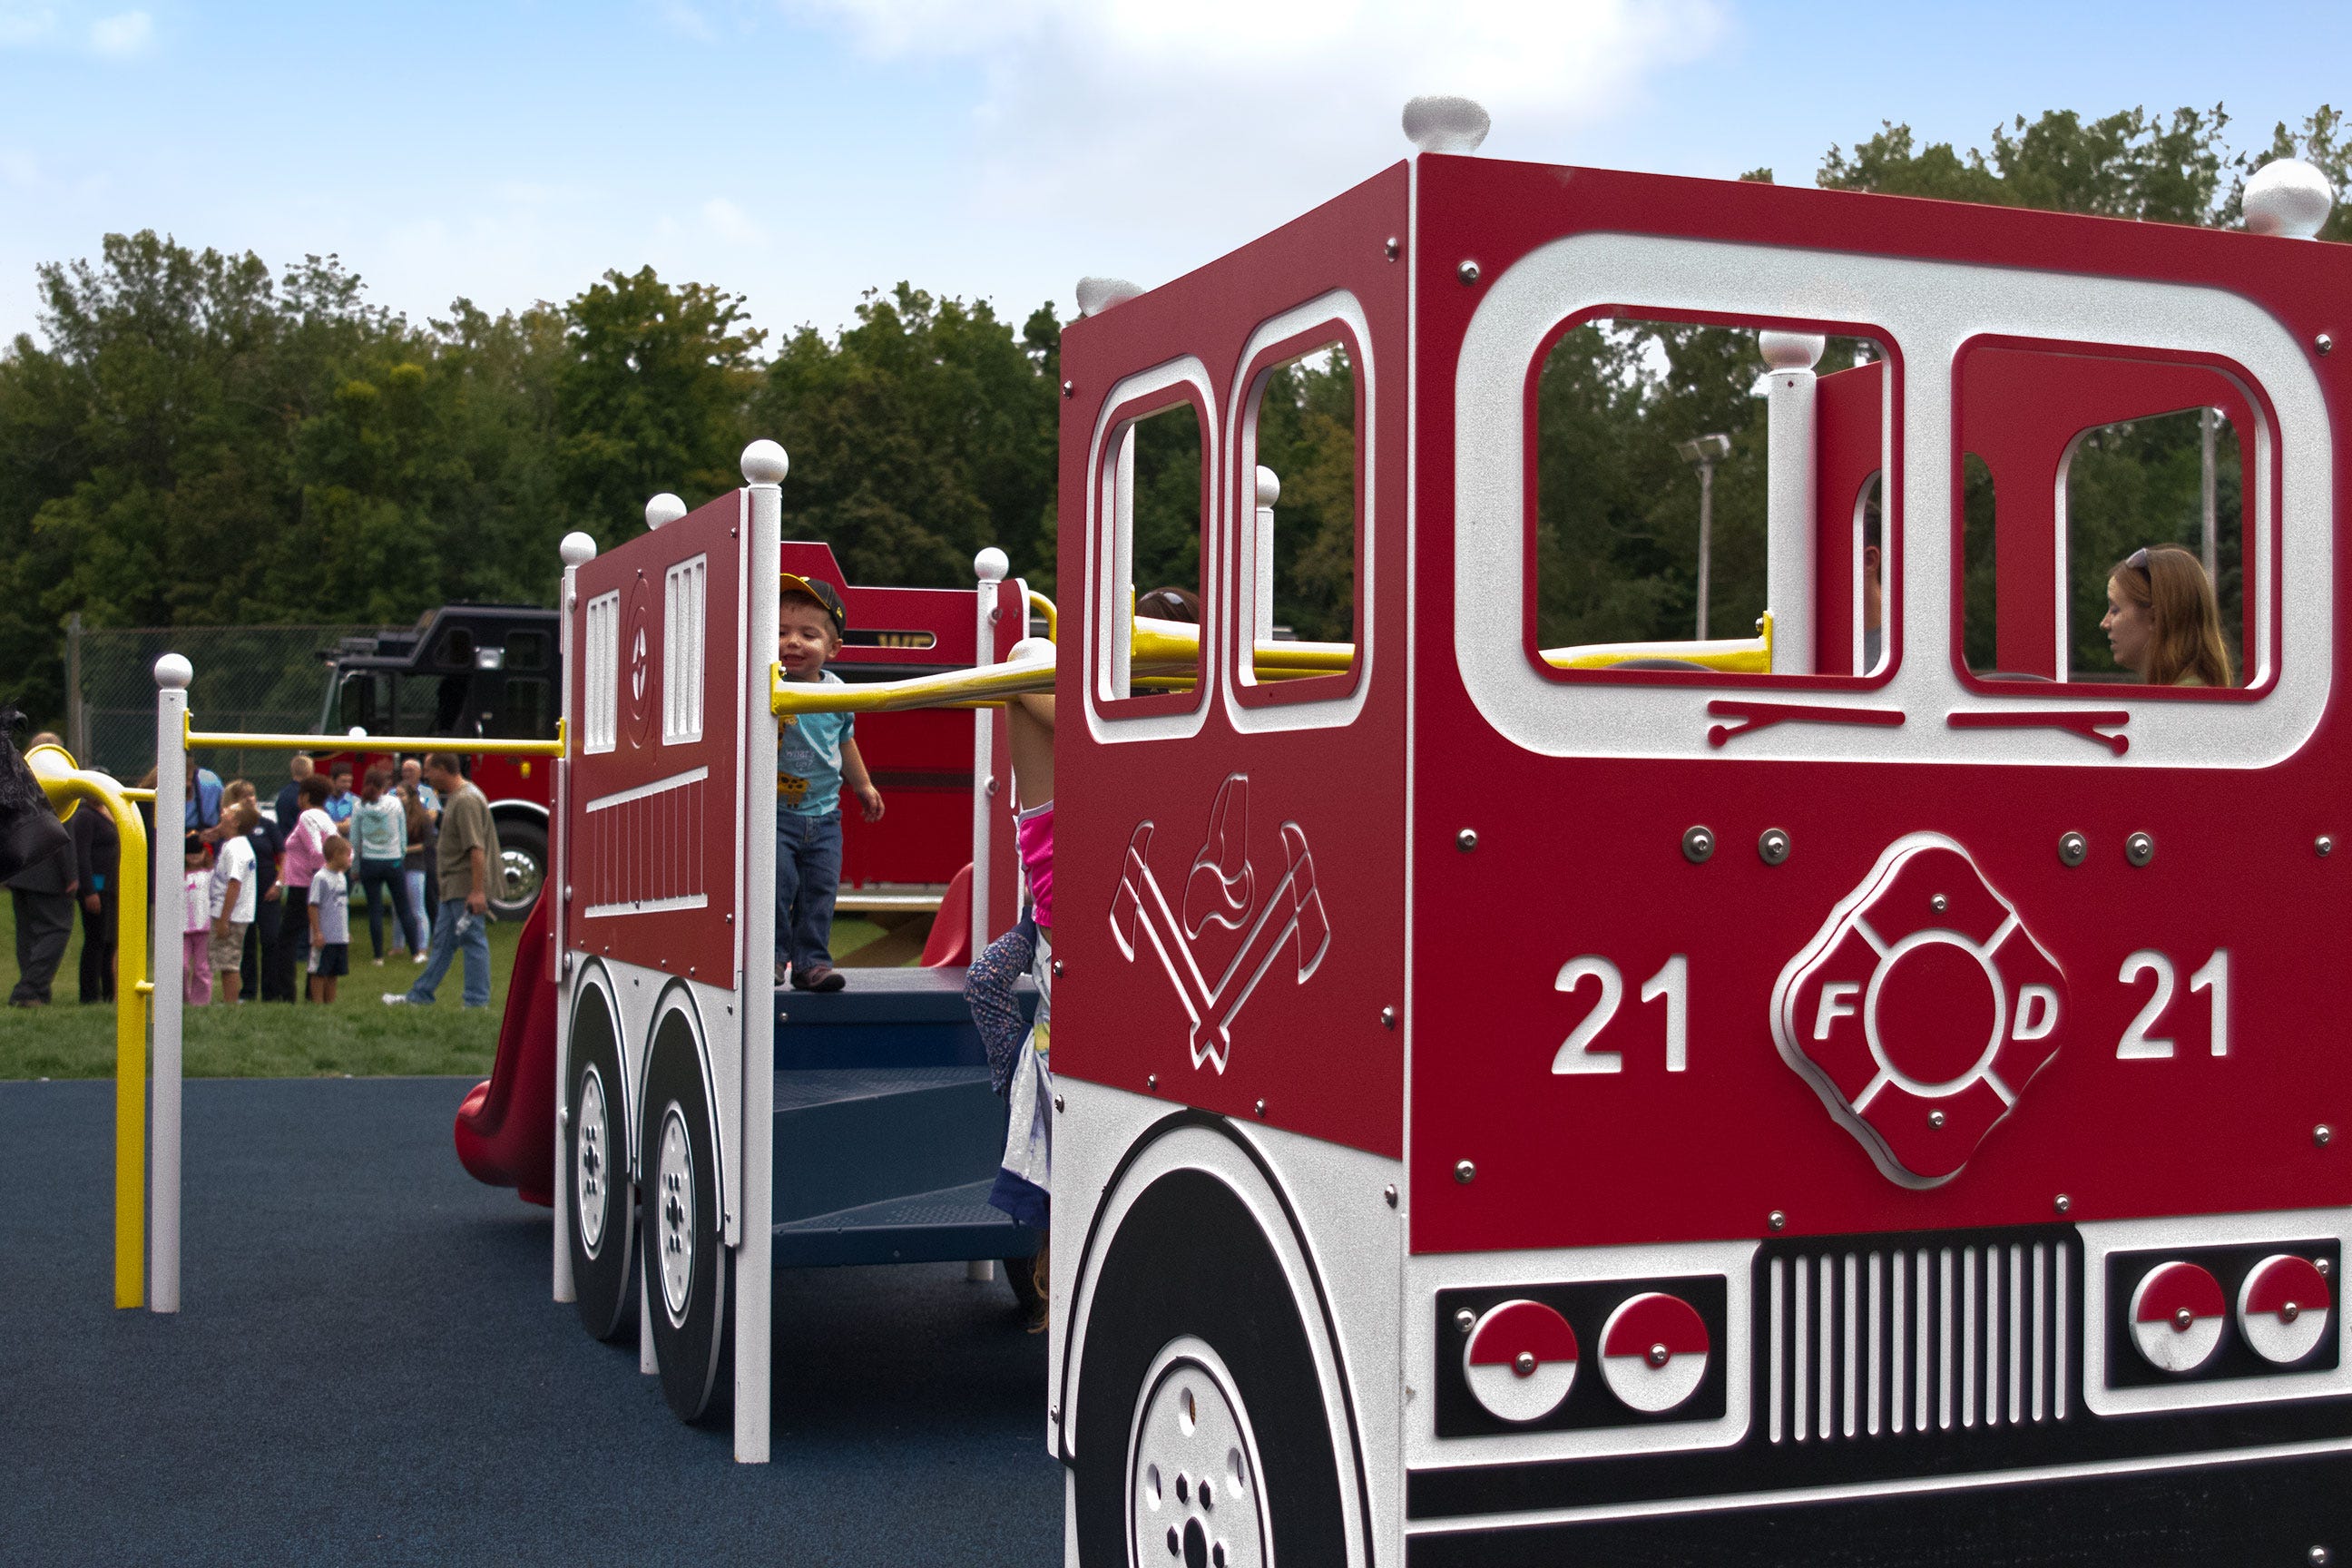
[454,892,555,1207]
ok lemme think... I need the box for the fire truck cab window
[505,630,549,671]
[1529,316,1893,682]
[435,627,477,671]
[1238,336,1360,701]
[338,671,390,734]
[1097,395,1208,707]
[1956,344,2257,691]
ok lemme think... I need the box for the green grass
[0,891,884,1081]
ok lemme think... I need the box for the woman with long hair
[2102,545,2232,688]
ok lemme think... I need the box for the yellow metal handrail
[773,655,1055,717]
[1540,612,1776,675]
[184,718,566,758]
[1026,591,1057,642]
[25,745,152,1309]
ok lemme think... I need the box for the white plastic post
[551,530,597,1307]
[972,547,1010,952]
[1253,466,1281,654]
[1759,332,1825,675]
[151,653,191,1314]
[736,439,789,1463]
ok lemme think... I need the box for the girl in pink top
[182,834,213,1005]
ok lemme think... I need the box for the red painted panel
[1053,163,1412,1159]
[1406,152,2352,1256]
[566,491,743,978]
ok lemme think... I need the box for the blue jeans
[358,858,420,958]
[405,897,491,1007]
[775,810,843,975]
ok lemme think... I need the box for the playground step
[773,1066,1009,1230]
[770,1178,1040,1269]
[774,968,1035,1069]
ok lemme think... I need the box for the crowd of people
[7,746,503,1012]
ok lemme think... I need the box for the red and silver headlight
[1598,1292,1710,1413]
[1462,1299,1579,1422]
[2238,1254,2332,1365]
[2130,1260,2226,1374]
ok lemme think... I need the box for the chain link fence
[68,619,408,788]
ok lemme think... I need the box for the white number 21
[1553,955,1689,1074]
[2116,948,2230,1060]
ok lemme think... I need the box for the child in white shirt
[308,836,353,1004]
[181,834,212,1006]
[208,801,257,1004]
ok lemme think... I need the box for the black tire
[565,983,635,1342]
[639,1004,733,1424]
[489,815,546,922]
[1073,1169,1351,1568]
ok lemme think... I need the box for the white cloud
[87,7,150,55]
[0,5,56,45]
[703,195,762,241]
[781,0,1723,282]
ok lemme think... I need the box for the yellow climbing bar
[1540,611,1776,674]
[772,654,1056,717]
[25,745,152,1309]
[183,719,566,758]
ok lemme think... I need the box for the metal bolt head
[1384,236,1401,260]
[1682,825,1716,864]
[1381,1005,1397,1029]
[1769,1210,1788,1232]
[1254,1099,1267,1117]
[1455,1308,1477,1334]
[2173,1306,2195,1331]
[1513,1350,1537,1376]
[2058,831,2088,867]
[2308,1545,2329,1567]
[2126,831,2156,867]
[1052,958,1064,977]
[1929,1110,1947,1128]
[2283,1300,2303,1323]
[1384,1183,1398,1208]
[1931,894,1949,913]
[1053,1094,1064,1113]
[2319,334,2336,357]
[1455,1160,1476,1184]
[1457,828,1478,851]
[2320,835,2336,858]
[2319,1258,2333,1277]
[1147,1073,1158,1092]
[2318,1124,2335,1147]
[2054,1193,2072,1215]
[1061,379,1074,398]
[1758,828,1790,866]
[1457,260,1481,285]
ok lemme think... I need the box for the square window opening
[1240,336,1361,700]
[1529,314,1894,682]
[1098,396,1208,708]
[1956,344,2259,693]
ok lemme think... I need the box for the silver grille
[1763,1236,2076,1443]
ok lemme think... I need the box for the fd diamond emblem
[1770,832,2067,1188]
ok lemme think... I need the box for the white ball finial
[2245,157,2335,239]
[154,652,192,690]
[740,439,790,485]
[1758,330,1827,371]
[348,726,368,740]
[1255,465,1281,507]
[644,493,688,531]
[1403,95,1490,154]
[975,546,1010,584]
[1008,636,1056,664]
[559,531,599,568]
[1075,277,1144,318]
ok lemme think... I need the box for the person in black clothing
[221,779,285,1001]
[71,789,119,1003]
[271,754,312,840]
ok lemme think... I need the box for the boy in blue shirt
[776,573,884,992]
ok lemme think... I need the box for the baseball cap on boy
[779,573,846,636]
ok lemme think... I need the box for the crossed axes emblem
[1108,774,1331,1073]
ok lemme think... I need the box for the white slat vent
[662,554,707,746]
[583,590,620,754]
[1765,1238,2073,1444]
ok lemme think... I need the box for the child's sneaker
[792,965,846,993]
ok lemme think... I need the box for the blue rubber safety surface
[0,1078,1063,1566]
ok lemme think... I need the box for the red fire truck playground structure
[531,99,2352,1565]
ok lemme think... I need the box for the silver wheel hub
[575,1066,609,1252]
[1129,1338,1268,1568]
[499,844,544,905]
[655,1106,695,1323]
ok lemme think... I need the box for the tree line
[1,103,2341,727]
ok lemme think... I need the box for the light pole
[1677,434,1731,640]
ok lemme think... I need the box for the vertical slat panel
[1842,1252,1859,1437]
[1890,1250,1906,1435]
[1867,1251,1885,1436]
[1818,1255,1834,1442]
[2009,1242,2026,1425]
[1769,1256,1787,1444]
[1793,1256,1810,1442]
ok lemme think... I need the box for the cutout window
[1097,396,1208,710]
[1238,334,1361,702]
[662,554,707,745]
[1528,315,1893,682]
[1956,344,2259,692]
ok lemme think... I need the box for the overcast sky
[0,0,2346,345]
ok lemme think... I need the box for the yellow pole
[184,728,564,757]
[25,745,152,1309]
